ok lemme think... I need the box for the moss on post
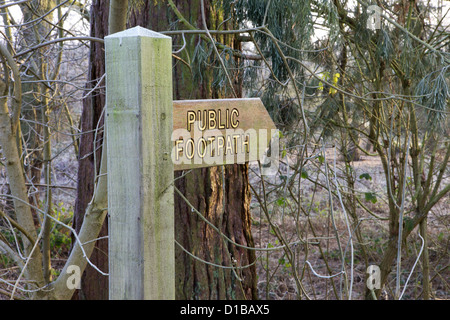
[105,26,174,300]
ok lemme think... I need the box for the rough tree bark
[72,0,257,300]
[72,0,109,300]
[132,0,257,300]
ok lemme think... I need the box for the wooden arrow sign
[172,98,277,171]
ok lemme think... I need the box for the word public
[186,108,240,131]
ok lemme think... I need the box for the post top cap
[105,26,171,39]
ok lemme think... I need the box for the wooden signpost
[105,26,277,300]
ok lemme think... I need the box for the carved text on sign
[171,98,277,171]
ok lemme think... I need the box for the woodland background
[0,0,449,300]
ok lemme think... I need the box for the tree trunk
[19,1,56,228]
[174,164,256,300]
[72,0,257,300]
[72,0,109,300]
[133,0,257,300]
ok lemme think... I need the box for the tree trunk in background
[134,0,256,300]
[73,0,257,300]
[72,0,109,300]
[174,164,256,299]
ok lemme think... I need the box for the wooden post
[105,26,174,300]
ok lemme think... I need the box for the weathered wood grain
[105,26,174,300]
